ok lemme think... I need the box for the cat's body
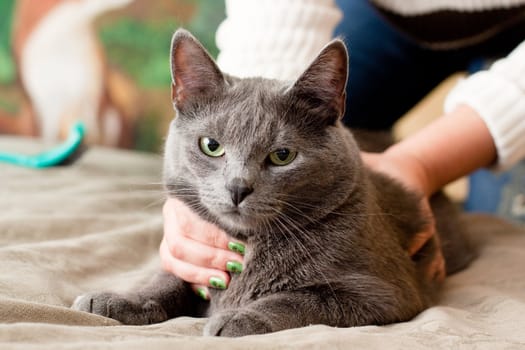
[73,29,473,336]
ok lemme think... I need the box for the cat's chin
[215,209,258,234]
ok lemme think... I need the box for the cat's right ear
[170,29,225,110]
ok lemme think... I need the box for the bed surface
[1,137,525,349]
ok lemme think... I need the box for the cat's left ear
[289,39,348,124]
[170,29,225,110]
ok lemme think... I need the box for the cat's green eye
[199,137,225,157]
[268,148,297,166]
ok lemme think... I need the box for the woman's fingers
[163,197,244,264]
[160,237,231,288]
[191,284,210,301]
[164,197,231,249]
[429,248,446,282]
[407,198,446,281]
[164,229,243,273]
[161,197,244,291]
[408,228,434,256]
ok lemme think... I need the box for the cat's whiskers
[103,185,170,212]
[258,215,276,265]
[271,214,307,267]
[270,211,345,315]
[273,207,334,264]
[273,194,347,215]
[138,197,169,212]
[276,196,406,221]
[270,198,339,232]
[268,207,324,270]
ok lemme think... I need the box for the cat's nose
[227,183,254,206]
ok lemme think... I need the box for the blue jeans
[335,0,524,129]
[335,0,525,224]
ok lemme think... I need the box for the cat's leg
[204,292,323,337]
[204,287,357,337]
[205,276,425,337]
[72,270,204,325]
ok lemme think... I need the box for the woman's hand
[361,151,446,282]
[161,197,244,299]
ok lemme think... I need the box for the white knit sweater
[216,0,342,81]
[444,40,525,169]
[215,0,525,170]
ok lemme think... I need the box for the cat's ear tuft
[290,39,348,124]
[170,29,225,109]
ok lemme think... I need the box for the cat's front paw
[72,292,167,325]
[204,309,272,337]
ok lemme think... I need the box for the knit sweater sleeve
[215,0,342,81]
[444,40,525,170]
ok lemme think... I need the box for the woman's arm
[365,40,525,258]
[368,104,496,198]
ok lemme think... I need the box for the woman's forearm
[383,104,497,196]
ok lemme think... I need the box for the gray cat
[72,29,473,336]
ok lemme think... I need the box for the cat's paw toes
[72,292,114,316]
[71,292,167,325]
[141,299,169,324]
[204,310,272,337]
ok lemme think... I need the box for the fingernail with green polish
[196,287,209,300]
[226,261,243,273]
[209,276,227,289]
[228,241,245,255]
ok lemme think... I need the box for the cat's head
[164,29,363,240]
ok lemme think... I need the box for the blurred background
[0,0,225,152]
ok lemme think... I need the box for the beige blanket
[1,136,525,350]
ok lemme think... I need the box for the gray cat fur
[72,29,474,336]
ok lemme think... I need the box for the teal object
[0,122,86,168]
